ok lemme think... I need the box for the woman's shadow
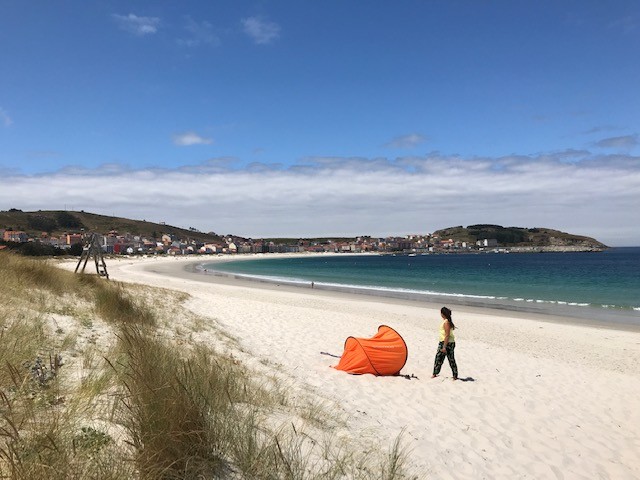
[456,377,475,382]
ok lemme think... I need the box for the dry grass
[94,284,155,326]
[0,252,410,479]
[0,253,134,479]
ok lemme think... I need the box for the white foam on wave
[225,272,312,285]
[211,270,505,300]
[206,269,635,312]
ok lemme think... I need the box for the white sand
[67,255,640,479]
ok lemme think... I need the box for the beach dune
[77,256,640,479]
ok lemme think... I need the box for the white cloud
[594,135,638,149]
[608,15,639,34]
[581,125,617,135]
[1,152,639,246]
[27,150,62,159]
[172,132,213,146]
[385,133,427,149]
[242,17,280,44]
[112,13,160,36]
[177,16,220,47]
[0,107,13,127]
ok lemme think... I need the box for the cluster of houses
[1,227,501,255]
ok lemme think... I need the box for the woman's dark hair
[441,306,455,329]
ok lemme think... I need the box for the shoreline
[59,255,640,478]
[190,254,640,332]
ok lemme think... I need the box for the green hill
[433,224,607,249]
[0,209,223,243]
[1,210,608,250]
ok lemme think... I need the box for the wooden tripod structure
[75,233,109,279]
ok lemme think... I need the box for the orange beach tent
[334,325,408,376]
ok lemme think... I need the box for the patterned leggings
[433,342,458,378]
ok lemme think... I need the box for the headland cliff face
[432,225,608,252]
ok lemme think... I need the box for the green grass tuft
[0,252,411,478]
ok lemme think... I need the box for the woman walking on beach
[432,306,458,380]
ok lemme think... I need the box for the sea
[202,247,640,327]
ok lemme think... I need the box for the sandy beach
[71,255,640,479]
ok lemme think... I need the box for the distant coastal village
[0,210,607,256]
[1,228,512,255]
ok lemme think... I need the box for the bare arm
[441,321,451,351]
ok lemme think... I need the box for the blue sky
[1,1,639,245]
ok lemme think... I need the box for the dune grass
[0,252,410,479]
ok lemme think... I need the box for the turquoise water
[204,248,640,325]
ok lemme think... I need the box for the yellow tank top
[439,321,455,342]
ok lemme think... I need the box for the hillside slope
[433,224,607,249]
[0,209,223,243]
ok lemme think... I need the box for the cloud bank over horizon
[2,152,638,246]
[2,3,638,247]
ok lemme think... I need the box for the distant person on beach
[432,306,458,380]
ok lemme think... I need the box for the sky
[1,1,639,246]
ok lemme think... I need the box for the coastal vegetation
[0,252,409,479]
[432,224,607,249]
[0,209,223,244]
